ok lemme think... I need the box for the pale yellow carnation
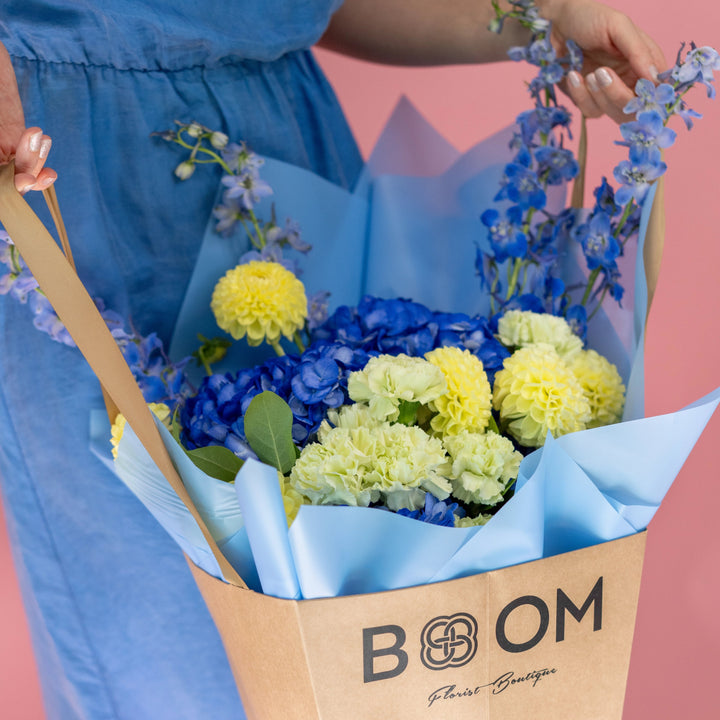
[455,513,492,528]
[497,310,583,359]
[211,261,307,346]
[278,472,306,527]
[443,430,522,506]
[320,403,382,437]
[289,421,451,512]
[569,349,625,428]
[425,346,492,436]
[110,403,172,459]
[493,343,591,448]
[347,354,447,422]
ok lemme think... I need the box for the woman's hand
[0,42,56,192]
[540,0,667,123]
[321,0,667,125]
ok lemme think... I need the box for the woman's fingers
[13,126,54,192]
[564,71,604,118]
[584,67,636,124]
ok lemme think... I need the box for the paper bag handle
[0,163,247,589]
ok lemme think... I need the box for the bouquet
[2,3,719,718]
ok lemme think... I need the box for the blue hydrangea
[396,493,463,527]
[181,341,371,452]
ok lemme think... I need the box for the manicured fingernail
[586,73,599,92]
[568,71,582,88]
[649,65,659,82]
[28,130,42,153]
[39,138,52,160]
[37,175,56,190]
[596,68,613,88]
[19,181,36,194]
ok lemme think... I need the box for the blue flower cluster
[1,228,189,406]
[396,493,464,527]
[113,329,189,409]
[181,340,372,457]
[312,296,510,380]
[485,1,717,326]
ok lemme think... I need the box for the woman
[0,1,663,717]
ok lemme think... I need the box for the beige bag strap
[0,163,247,588]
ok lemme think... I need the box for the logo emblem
[420,613,478,670]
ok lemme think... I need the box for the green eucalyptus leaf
[244,391,297,474]
[186,445,244,483]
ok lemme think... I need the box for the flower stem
[505,258,523,301]
[270,341,286,357]
[613,201,635,240]
[293,331,306,354]
[580,267,600,307]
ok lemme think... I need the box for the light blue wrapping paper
[108,100,719,599]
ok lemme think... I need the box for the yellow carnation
[497,310,583,359]
[211,261,307,347]
[110,403,172,459]
[424,346,492,436]
[568,349,625,428]
[493,343,591,448]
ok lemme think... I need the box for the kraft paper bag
[188,531,646,720]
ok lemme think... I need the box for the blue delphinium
[480,207,528,263]
[487,0,716,328]
[113,329,189,408]
[572,211,620,272]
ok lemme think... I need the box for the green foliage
[244,391,297,474]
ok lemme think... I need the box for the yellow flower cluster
[211,261,307,346]
[110,403,171,459]
[425,346,492,436]
[568,349,625,428]
[493,343,591,448]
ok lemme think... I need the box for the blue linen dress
[0,2,362,718]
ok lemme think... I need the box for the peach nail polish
[39,138,52,160]
[28,131,42,153]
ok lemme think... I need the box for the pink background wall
[2,0,719,716]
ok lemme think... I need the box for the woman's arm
[0,42,55,192]
[319,0,666,123]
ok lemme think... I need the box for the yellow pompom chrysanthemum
[424,346,492,436]
[493,343,591,448]
[110,403,171,459]
[569,349,625,428]
[211,261,307,347]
